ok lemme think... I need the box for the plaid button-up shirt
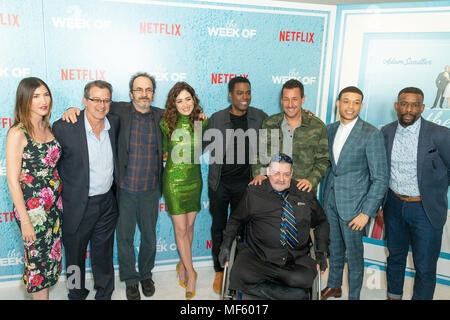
[120,108,159,192]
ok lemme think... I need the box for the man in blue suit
[321,86,389,300]
[381,87,450,300]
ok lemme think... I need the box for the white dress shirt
[333,117,358,164]
[84,112,114,196]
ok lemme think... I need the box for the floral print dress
[14,126,63,293]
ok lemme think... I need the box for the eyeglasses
[87,97,112,105]
[271,154,293,164]
[132,88,154,95]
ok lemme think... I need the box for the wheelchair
[221,230,322,300]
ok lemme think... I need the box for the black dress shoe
[141,278,155,297]
[68,288,90,300]
[126,284,141,300]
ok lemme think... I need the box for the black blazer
[53,110,120,234]
[109,102,164,192]
[204,105,268,191]
[221,179,329,266]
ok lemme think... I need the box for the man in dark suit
[381,87,450,300]
[431,66,450,109]
[219,154,329,299]
[62,73,164,300]
[203,76,267,293]
[321,86,388,300]
[53,80,120,300]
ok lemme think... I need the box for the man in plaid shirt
[62,72,164,300]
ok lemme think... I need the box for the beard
[398,112,419,127]
[133,97,151,109]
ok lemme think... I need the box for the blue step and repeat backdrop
[0,0,335,282]
[1,0,449,289]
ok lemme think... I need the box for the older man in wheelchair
[218,154,329,300]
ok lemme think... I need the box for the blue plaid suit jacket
[322,117,389,221]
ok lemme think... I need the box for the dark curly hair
[162,82,204,137]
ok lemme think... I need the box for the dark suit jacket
[204,106,268,191]
[435,71,449,90]
[381,118,450,229]
[221,179,329,266]
[109,102,163,193]
[53,110,120,234]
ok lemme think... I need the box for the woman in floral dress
[6,77,62,300]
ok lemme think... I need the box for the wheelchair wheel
[221,239,237,300]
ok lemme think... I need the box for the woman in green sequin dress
[160,82,207,299]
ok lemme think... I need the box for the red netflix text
[211,73,248,84]
[140,23,181,36]
[1,118,12,128]
[0,13,19,27]
[0,212,15,223]
[279,31,314,43]
[61,69,106,81]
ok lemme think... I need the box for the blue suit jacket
[381,118,450,229]
[322,117,389,221]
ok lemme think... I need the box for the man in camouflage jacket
[251,79,330,194]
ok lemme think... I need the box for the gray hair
[129,72,156,92]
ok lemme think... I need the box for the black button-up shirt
[221,179,329,267]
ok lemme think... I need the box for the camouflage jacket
[252,109,330,194]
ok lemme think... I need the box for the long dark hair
[12,77,53,139]
[162,82,204,137]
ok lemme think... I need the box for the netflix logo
[0,12,19,27]
[140,22,181,36]
[0,118,12,129]
[61,69,106,81]
[279,30,314,43]
[0,212,15,223]
[211,73,248,85]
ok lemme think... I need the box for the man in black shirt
[204,77,267,293]
[219,154,329,295]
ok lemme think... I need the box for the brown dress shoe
[213,271,224,294]
[321,287,342,300]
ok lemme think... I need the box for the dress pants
[209,179,248,272]
[63,189,118,300]
[324,190,364,300]
[384,190,443,300]
[432,87,445,109]
[229,243,317,292]
[116,188,160,286]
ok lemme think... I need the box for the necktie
[274,190,299,249]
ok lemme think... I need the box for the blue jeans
[384,190,443,300]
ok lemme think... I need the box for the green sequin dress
[160,114,207,215]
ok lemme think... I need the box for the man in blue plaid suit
[321,86,389,300]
